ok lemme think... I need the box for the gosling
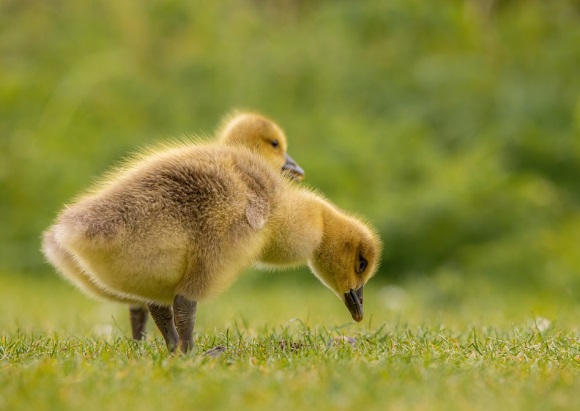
[42,111,305,340]
[44,143,381,353]
[216,110,304,181]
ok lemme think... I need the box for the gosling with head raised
[44,143,381,353]
[42,111,305,340]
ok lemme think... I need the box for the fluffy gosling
[44,144,381,353]
[42,112,305,341]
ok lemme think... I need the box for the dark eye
[271,140,279,148]
[356,257,367,274]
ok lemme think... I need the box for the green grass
[2,271,579,411]
[2,1,580,409]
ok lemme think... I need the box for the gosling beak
[282,153,305,181]
[344,286,364,322]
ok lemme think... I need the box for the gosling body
[52,145,273,304]
[45,144,381,352]
[42,111,305,339]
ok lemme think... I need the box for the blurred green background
[1,0,579,304]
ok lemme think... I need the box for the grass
[1,270,579,411]
[2,2,579,409]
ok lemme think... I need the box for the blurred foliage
[1,0,579,295]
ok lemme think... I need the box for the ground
[1,269,579,411]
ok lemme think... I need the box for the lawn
[1,270,579,411]
[2,1,580,410]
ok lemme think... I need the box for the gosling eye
[356,257,368,274]
[271,139,279,148]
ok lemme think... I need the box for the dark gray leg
[147,302,179,353]
[173,295,197,353]
[129,305,148,340]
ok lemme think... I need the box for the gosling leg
[173,295,197,353]
[147,302,179,353]
[129,305,148,340]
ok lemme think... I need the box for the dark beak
[282,153,305,181]
[344,286,363,322]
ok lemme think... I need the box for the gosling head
[309,212,382,322]
[217,111,305,181]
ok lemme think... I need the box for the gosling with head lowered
[43,122,381,354]
[42,112,305,341]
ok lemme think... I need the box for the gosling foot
[129,305,148,341]
[147,302,179,353]
[173,294,197,353]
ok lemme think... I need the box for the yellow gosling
[41,112,304,340]
[44,143,380,353]
[216,110,304,181]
